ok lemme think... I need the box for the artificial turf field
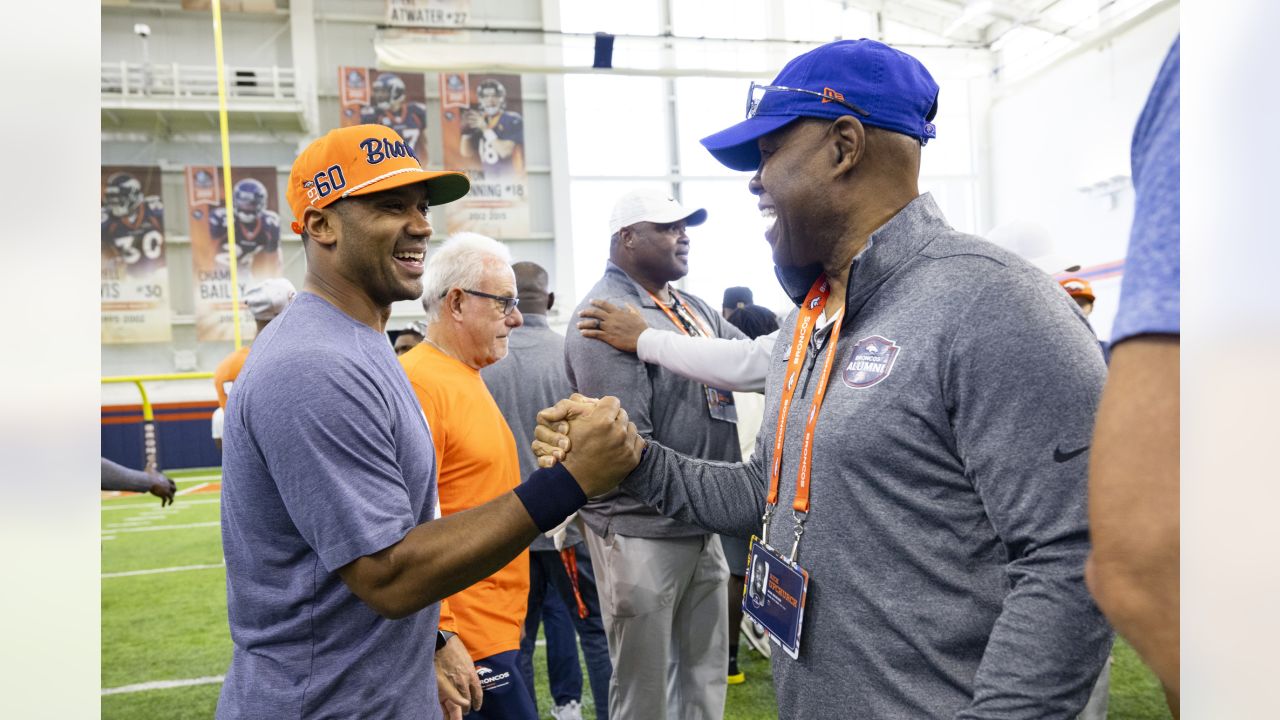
[102,469,1172,719]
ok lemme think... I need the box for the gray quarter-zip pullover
[623,194,1113,719]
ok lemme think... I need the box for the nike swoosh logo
[1054,445,1090,463]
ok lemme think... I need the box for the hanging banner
[101,166,172,344]
[439,72,530,237]
[339,67,430,164]
[185,166,283,342]
[181,0,277,12]
[385,0,470,28]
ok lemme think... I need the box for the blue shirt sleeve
[1112,37,1180,343]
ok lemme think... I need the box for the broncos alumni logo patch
[843,335,901,389]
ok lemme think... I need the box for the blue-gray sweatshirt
[623,194,1113,719]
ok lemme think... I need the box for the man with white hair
[211,277,297,451]
[400,232,535,720]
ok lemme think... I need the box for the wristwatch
[435,629,456,651]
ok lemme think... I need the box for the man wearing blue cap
[538,40,1111,718]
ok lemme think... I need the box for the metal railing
[101,61,297,101]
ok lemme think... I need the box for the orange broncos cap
[1059,277,1095,302]
[286,124,471,234]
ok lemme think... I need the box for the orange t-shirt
[213,346,251,410]
[399,342,529,662]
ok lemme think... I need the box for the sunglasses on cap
[745,81,871,119]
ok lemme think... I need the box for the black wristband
[513,463,588,533]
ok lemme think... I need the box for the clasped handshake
[532,394,647,497]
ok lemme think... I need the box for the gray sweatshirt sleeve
[101,457,154,493]
[949,273,1113,719]
[621,439,769,538]
[565,296,656,439]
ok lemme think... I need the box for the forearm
[342,493,538,619]
[960,544,1113,719]
[636,330,771,393]
[1086,336,1179,693]
[100,458,153,493]
[621,441,766,537]
[342,466,587,619]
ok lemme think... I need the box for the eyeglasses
[446,288,520,317]
[745,81,870,120]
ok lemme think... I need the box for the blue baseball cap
[701,39,940,171]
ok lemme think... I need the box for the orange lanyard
[645,288,713,338]
[767,275,844,515]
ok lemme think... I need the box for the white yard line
[102,536,116,541]
[169,474,221,485]
[102,563,225,579]
[103,521,220,534]
[103,498,220,512]
[177,482,212,496]
[101,675,225,696]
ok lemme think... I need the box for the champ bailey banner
[101,166,172,344]
[339,67,429,164]
[185,166,283,342]
[439,72,530,237]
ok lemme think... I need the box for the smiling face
[330,183,433,307]
[456,260,523,368]
[478,85,505,117]
[749,119,838,269]
[621,220,691,287]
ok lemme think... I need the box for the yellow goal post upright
[102,372,213,470]
[99,1,244,473]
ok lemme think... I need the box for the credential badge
[843,335,901,389]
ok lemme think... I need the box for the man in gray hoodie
[538,39,1111,719]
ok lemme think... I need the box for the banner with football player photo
[101,165,172,344]
[185,166,283,342]
[439,72,530,237]
[339,67,429,164]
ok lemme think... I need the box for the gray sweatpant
[584,530,729,720]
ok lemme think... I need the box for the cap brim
[347,169,472,207]
[700,115,800,171]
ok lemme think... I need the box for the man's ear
[829,116,866,177]
[546,292,555,312]
[445,287,467,320]
[302,206,339,248]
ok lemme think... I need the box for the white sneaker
[741,616,772,658]
[551,699,583,720]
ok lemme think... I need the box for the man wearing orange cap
[216,125,644,720]
[1059,277,1112,364]
[1059,277,1096,317]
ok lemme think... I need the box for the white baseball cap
[609,188,708,235]
[986,220,1080,274]
[243,278,297,322]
